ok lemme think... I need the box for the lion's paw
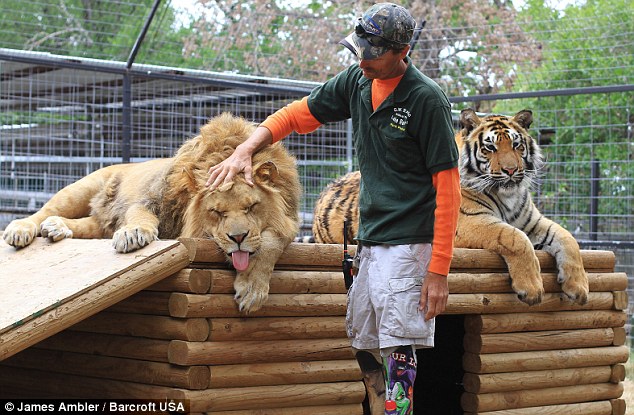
[234,275,269,313]
[112,225,158,253]
[559,262,589,305]
[40,216,73,242]
[510,257,544,305]
[2,218,38,248]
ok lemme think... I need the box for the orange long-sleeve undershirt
[260,82,460,276]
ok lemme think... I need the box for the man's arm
[419,167,461,320]
[206,97,320,190]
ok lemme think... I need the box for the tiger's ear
[513,109,533,129]
[459,108,481,133]
[253,161,279,185]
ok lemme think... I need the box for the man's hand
[206,145,254,190]
[205,126,273,190]
[419,271,448,321]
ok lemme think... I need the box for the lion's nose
[228,231,249,244]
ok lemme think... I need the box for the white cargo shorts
[346,243,435,352]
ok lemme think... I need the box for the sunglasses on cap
[354,21,399,49]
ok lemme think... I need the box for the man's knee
[355,350,382,374]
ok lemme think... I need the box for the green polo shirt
[307,57,458,244]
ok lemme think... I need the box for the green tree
[0,0,186,65]
[495,0,633,233]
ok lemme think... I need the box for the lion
[311,109,589,305]
[2,112,301,313]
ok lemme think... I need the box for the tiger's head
[456,109,544,194]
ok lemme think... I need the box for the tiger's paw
[559,262,589,305]
[40,216,73,242]
[512,280,544,305]
[3,218,38,248]
[234,273,269,314]
[112,225,158,253]
[510,257,544,305]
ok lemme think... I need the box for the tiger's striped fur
[312,170,360,245]
[311,109,589,305]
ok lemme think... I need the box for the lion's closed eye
[210,208,226,217]
[244,202,259,214]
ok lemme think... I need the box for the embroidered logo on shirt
[390,107,411,132]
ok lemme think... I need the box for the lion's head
[165,112,301,271]
[456,109,544,194]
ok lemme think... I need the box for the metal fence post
[590,159,600,241]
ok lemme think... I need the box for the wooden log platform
[0,238,628,414]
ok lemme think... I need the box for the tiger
[311,170,360,245]
[311,109,589,306]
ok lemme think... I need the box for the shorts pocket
[387,276,432,338]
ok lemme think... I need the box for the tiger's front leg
[527,218,589,305]
[456,214,544,305]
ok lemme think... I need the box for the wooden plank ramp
[0,237,190,360]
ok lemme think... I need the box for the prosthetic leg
[356,345,417,415]
[384,345,417,415]
[355,350,386,415]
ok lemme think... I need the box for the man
[207,3,460,414]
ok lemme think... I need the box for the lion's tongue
[232,250,250,271]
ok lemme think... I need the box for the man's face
[358,48,409,80]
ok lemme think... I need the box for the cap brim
[339,33,389,60]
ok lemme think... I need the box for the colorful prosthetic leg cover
[384,345,417,415]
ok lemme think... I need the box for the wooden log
[445,292,615,314]
[464,400,614,415]
[610,398,626,415]
[612,291,628,310]
[209,360,362,388]
[107,291,171,315]
[448,272,627,294]
[71,312,209,341]
[462,366,613,393]
[177,239,615,272]
[208,316,346,341]
[610,365,626,383]
[464,328,617,354]
[171,291,615,318]
[35,331,170,363]
[461,382,623,412]
[463,346,629,374]
[2,348,209,389]
[168,338,354,366]
[178,238,347,269]
[205,270,627,295]
[207,269,346,294]
[464,311,627,334]
[148,268,211,294]
[448,248,614,272]
[0,365,180,399]
[171,381,366,412]
[612,327,626,346]
[169,293,347,318]
[206,404,364,415]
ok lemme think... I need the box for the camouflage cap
[339,3,416,60]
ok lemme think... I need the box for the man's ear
[253,161,279,185]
